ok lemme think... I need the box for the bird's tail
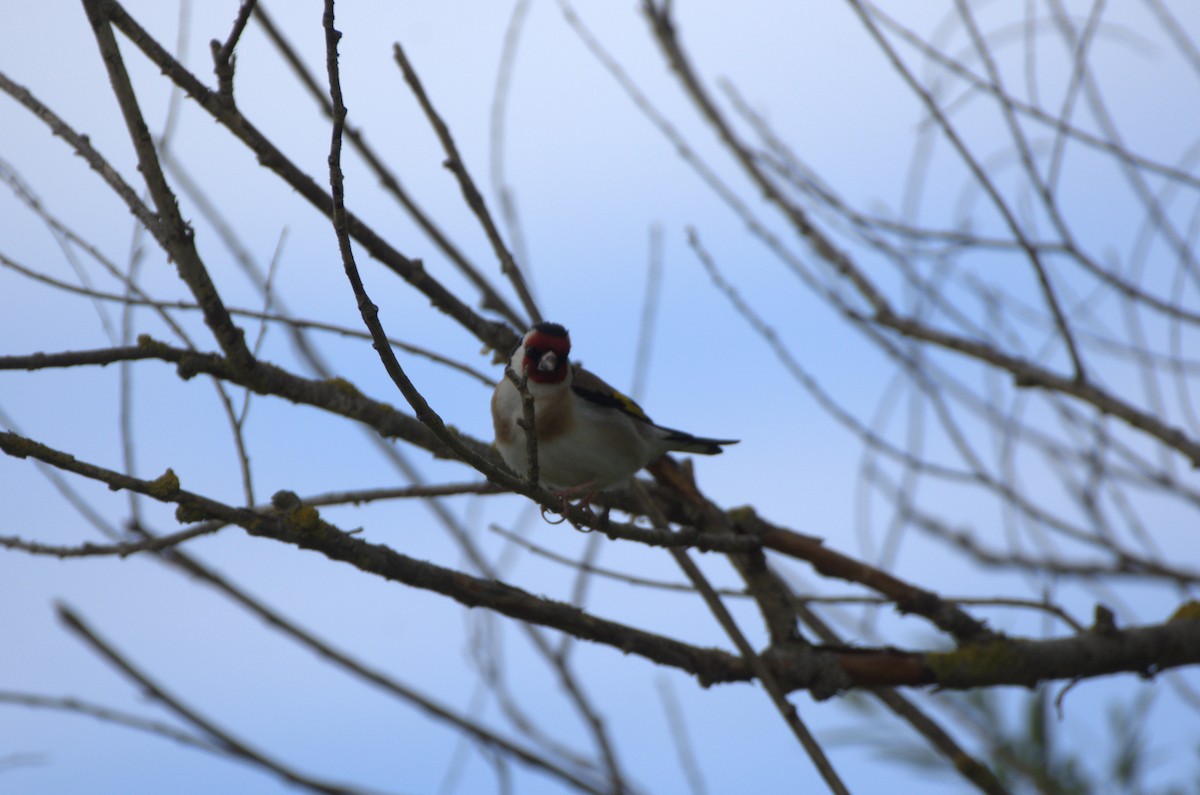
[659,429,739,455]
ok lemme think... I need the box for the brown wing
[570,366,653,424]
[571,366,738,454]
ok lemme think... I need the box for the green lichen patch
[727,506,757,525]
[325,377,363,399]
[288,505,321,532]
[926,639,1029,687]
[175,502,210,524]
[1168,600,1200,623]
[147,468,180,499]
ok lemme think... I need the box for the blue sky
[3,1,1199,793]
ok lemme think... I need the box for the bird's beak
[537,351,558,372]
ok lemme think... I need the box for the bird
[491,322,737,493]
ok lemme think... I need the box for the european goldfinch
[491,322,737,491]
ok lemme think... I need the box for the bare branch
[633,477,850,795]
[0,524,219,559]
[82,0,255,370]
[0,690,216,754]
[393,41,541,327]
[57,605,375,795]
[504,365,539,486]
[126,525,613,795]
[249,4,529,331]
[97,0,518,355]
[211,0,257,100]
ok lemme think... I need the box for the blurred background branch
[1,1,1197,793]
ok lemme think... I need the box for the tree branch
[82,0,255,371]
[58,604,374,795]
[97,0,518,356]
[393,41,541,328]
[248,4,529,332]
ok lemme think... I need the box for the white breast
[493,377,656,490]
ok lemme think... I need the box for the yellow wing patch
[571,367,652,423]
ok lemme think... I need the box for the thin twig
[739,507,993,642]
[303,481,505,506]
[0,481,508,558]
[632,482,850,795]
[0,524,220,559]
[0,690,216,754]
[393,41,541,327]
[0,428,749,684]
[211,0,257,100]
[489,0,534,280]
[504,365,539,485]
[631,224,664,402]
[98,0,517,355]
[790,603,1010,795]
[126,525,611,795]
[318,1,682,543]
[489,523,746,597]
[487,523,1084,630]
[915,0,1089,380]
[655,677,709,795]
[248,5,527,332]
[0,407,123,541]
[82,0,256,370]
[57,606,371,795]
[4,430,1197,692]
[0,253,495,384]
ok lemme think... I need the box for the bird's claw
[540,504,568,525]
[541,482,600,528]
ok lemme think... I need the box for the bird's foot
[540,481,599,527]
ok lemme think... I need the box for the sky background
[2,1,1199,793]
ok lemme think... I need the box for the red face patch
[522,329,570,384]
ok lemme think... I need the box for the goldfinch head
[516,322,571,385]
